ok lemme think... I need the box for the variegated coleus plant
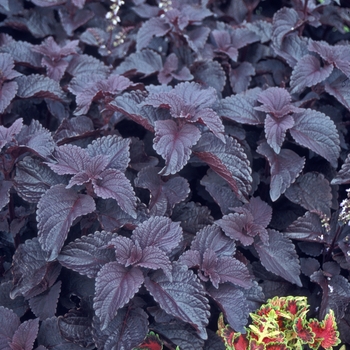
[217,296,341,350]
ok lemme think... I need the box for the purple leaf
[200,169,242,215]
[264,114,294,153]
[193,133,252,201]
[229,62,255,94]
[290,55,333,94]
[135,166,190,216]
[285,172,333,217]
[331,152,350,185]
[28,281,61,321]
[0,72,19,113]
[37,317,83,350]
[66,54,109,78]
[308,40,350,78]
[53,116,93,142]
[115,49,163,77]
[10,238,61,299]
[324,69,350,111]
[9,318,39,350]
[190,225,236,257]
[153,120,201,175]
[218,88,264,125]
[290,108,340,167]
[197,107,225,143]
[108,91,156,132]
[217,211,261,246]
[0,180,12,211]
[0,118,22,151]
[57,301,94,349]
[152,320,205,350]
[285,211,326,241]
[30,0,65,6]
[257,142,305,201]
[137,246,172,279]
[87,135,131,172]
[15,74,65,101]
[58,231,116,278]
[255,87,298,118]
[94,262,144,330]
[192,60,226,93]
[172,201,214,235]
[111,236,136,266]
[254,229,302,286]
[58,7,94,36]
[272,7,300,48]
[144,264,210,340]
[0,53,21,80]
[96,198,149,232]
[37,184,96,261]
[92,168,137,218]
[47,144,90,175]
[136,17,171,51]
[184,27,211,52]
[14,157,65,203]
[207,284,249,333]
[92,307,148,350]
[131,216,183,253]
[0,281,27,318]
[16,119,55,158]
[0,306,20,350]
[0,38,42,68]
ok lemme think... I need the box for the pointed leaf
[192,60,226,93]
[15,74,65,101]
[131,216,183,253]
[14,157,64,203]
[136,17,171,51]
[254,229,302,286]
[215,256,253,288]
[285,211,325,241]
[331,152,350,185]
[135,166,190,216]
[87,135,130,172]
[324,69,350,111]
[144,264,210,340]
[193,133,252,201]
[290,109,340,167]
[92,307,148,350]
[0,118,23,151]
[264,114,294,153]
[9,318,39,350]
[16,119,55,158]
[137,246,172,279]
[37,184,96,261]
[257,142,305,201]
[58,231,116,278]
[0,180,12,211]
[190,225,236,257]
[115,49,162,77]
[290,55,333,93]
[94,262,144,330]
[37,317,83,350]
[10,238,61,299]
[218,89,264,125]
[207,283,249,333]
[47,144,90,175]
[28,282,61,321]
[92,168,137,218]
[0,81,17,113]
[0,306,20,350]
[153,120,201,175]
[285,172,333,217]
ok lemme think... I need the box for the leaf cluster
[1,0,350,349]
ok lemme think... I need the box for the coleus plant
[2,0,350,349]
[217,296,341,350]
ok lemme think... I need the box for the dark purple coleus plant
[1,0,350,349]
